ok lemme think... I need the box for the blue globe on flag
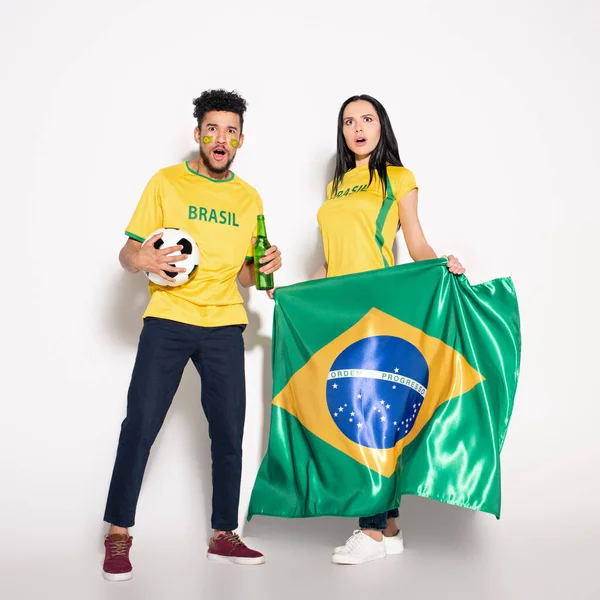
[325,336,429,449]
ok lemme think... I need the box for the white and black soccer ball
[141,228,200,287]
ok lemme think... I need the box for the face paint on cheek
[202,136,213,144]
[230,139,238,148]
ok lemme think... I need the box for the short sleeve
[125,173,163,243]
[394,168,418,201]
[245,192,265,261]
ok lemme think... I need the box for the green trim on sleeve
[374,175,395,268]
[245,256,254,262]
[125,231,145,243]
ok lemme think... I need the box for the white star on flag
[334,412,338,417]
[357,394,362,399]
[332,383,338,389]
[350,412,355,416]
[358,423,363,428]
[349,418,353,422]
[386,404,390,409]
[380,400,385,405]
[393,421,397,425]
[381,416,386,422]
[394,367,399,373]
[339,407,344,412]
[392,385,396,389]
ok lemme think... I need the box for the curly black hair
[192,89,247,132]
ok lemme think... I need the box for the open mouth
[213,147,227,161]
[355,137,367,146]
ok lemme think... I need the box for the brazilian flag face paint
[230,139,239,148]
[202,136,213,144]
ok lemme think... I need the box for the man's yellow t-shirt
[318,165,417,278]
[125,161,262,327]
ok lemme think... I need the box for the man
[102,89,281,580]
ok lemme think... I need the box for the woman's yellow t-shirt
[317,165,417,278]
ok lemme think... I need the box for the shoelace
[109,538,129,557]
[221,533,246,547]
[343,530,364,551]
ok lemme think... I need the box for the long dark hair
[331,94,403,198]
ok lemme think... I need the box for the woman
[313,95,465,565]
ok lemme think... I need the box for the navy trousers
[359,508,400,531]
[104,317,246,531]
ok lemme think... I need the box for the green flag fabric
[248,258,520,520]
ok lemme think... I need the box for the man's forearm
[237,260,256,288]
[119,243,141,274]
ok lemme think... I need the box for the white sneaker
[334,529,404,555]
[331,530,386,565]
[383,530,404,554]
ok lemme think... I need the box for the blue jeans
[359,507,400,531]
[103,317,247,531]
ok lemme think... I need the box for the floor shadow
[245,496,482,554]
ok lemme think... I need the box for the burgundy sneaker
[102,533,133,581]
[207,533,265,565]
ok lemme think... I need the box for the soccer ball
[141,228,200,287]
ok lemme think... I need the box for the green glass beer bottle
[254,215,274,291]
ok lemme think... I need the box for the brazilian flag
[248,258,520,519]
